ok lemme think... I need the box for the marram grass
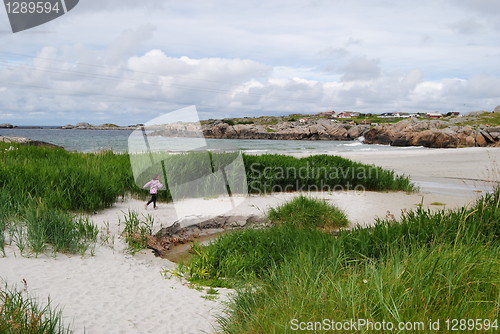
[268,195,349,230]
[0,143,413,216]
[0,142,413,256]
[0,284,73,334]
[219,244,500,334]
[182,188,500,333]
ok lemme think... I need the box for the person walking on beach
[144,174,163,210]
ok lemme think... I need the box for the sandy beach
[1,147,499,333]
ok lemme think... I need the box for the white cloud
[0,1,499,124]
[340,57,381,82]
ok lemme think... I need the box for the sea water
[0,127,425,154]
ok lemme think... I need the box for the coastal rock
[362,118,500,148]
[76,122,92,129]
[0,123,15,128]
[60,123,140,130]
[0,135,62,148]
[347,125,370,139]
[483,127,500,140]
[493,106,500,113]
[151,116,499,148]
[475,133,487,147]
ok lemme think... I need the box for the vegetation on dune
[181,188,500,333]
[120,210,156,254]
[0,144,138,212]
[0,144,412,212]
[0,142,411,257]
[244,154,415,193]
[268,195,349,230]
[0,285,73,334]
[219,243,499,334]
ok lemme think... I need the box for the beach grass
[0,144,413,214]
[182,187,500,332]
[244,154,415,193]
[183,197,349,286]
[0,142,413,257]
[24,203,98,256]
[268,195,349,230]
[120,210,155,254]
[219,243,500,334]
[0,285,73,334]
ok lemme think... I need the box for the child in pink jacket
[143,175,163,209]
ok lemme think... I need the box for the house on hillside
[426,113,443,118]
[319,111,336,117]
[335,112,352,119]
[379,112,400,118]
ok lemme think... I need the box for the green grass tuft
[183,187,500,332]
[0,285,73,333]
[120,210,155,254]
[268,195,349,230]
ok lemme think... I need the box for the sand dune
[1,147,499,333]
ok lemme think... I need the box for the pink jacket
[143,179,163,194]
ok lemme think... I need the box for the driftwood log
[147,215,269,257]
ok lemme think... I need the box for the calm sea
[0,127,424,154]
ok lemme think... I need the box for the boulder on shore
[0,135,62,149]
[363,119,499,148]
[0,123,15,128]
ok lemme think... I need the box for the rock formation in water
[149,116,500,148]
[0,135,62,148]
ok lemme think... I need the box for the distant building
[379,112,399,118]
[335,112,352,119]
[318,111,336,117]
[426,113,443,118]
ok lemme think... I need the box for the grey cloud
[450,18,483,35]
[454,0,500,16]
[74,0,170,12]
[105,25,157,63]
[340,56,381,82]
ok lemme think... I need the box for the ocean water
[0,128,425,154]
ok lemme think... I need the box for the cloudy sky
[1,0,499,125]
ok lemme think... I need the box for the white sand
[1,147,499,333]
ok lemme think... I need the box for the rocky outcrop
[152,119,371,141]
[0,136,62,148]
[147,116,500,148]
[61,123,140,130]
[0,123,15,128]
[364,119,499,148]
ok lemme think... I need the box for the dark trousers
[147,193,157,207]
